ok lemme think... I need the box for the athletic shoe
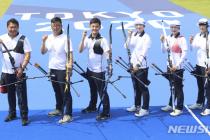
[48,109,62,116]
[96,113,110,121]
[126,105,136,112]
[135,109,149,117]
[188,103,203,110]
[170,109,183,116]
[58,115,73,124]
[161,105,173,112]
[81,107,97,113]
[4,114,17,122]
[201,109,210,116]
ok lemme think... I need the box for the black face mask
[200,31,209,38]
[88,33,102,40]
[134,30,145,37]
[93,39,103,55]
[59,30,63,35]
[89,33,104,55]
[170,32,180,38]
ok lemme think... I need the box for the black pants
[131,75,137,106]
[167,69,184,110]
[195,65,206,105]
[86,68,110,115]
[2,73,28,119]
[50,69,72,116]
[206,78,210,109]
[132,68,150,110]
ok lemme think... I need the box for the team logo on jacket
[171,43,182,53]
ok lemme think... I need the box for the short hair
[51,17,62,24]
[89,18,101,26]
[7,18,19,27]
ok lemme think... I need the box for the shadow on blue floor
[0,107,210,140]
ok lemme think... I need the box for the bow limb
[107,24,113,77]
[64,24,71,93]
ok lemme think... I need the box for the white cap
[198,18,208,25]
[134,18,145,25]
[170,20,181,26]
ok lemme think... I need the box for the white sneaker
[135,109,149,117]
[126,105,136,112]
[170,109,183,116]
[188,103,203,110]
[58,115,73,124]
[201,109,210,116]
[161,105,173,112]
[48,109,62,116]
